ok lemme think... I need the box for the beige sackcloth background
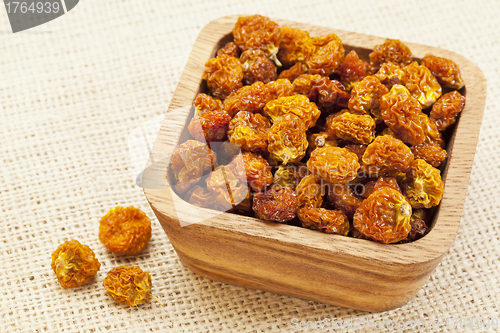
[1,0,499,332]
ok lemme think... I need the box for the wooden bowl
[143,15,486,312]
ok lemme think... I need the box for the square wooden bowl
[143,15,486,312]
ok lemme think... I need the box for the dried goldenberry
[252,185,297,222]
[403,61,442,108]
[430,91,465,132]
[374,62,408,89]
[99,206,152,255]
[277,26,315,68]
[170,140,216,194]
[103,266,163,307]
[421,54,464,89]
[232,152,273,192]
[348,75,389,119]
[353,187,412,244]
[307,76,350,110]
[233,15,282,65]
[298,207,350,235]
[188,110,231,143]
[206,164,248,211]
[193,93,222,115]
[202,54,243,99]
[307,146,360,184]
[326,184,362,218]
[327,112,376,145]
[217,41,241,58]
[278,62,308,82]
[307,132,337,157]
[273,162,310,190]
[268,113,308,164]
[361,135,414,177]
[338,50,370,91]
[404,159,444,209]
[399,209,429,243]
[306,34,345,76]
[240,49,277,85]
[292,74,322,95]
[380,84,425,146]
[264,94,321,129]
[228,111,271,152]
[361,177,402,199]
[369,39,413,71]
[295,175,325,209]
[411,142,447,167]
[51,240,100,288]
[188,185,224,211]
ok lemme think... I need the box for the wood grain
[143,15,486,312]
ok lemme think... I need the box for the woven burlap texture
[1,0,499,332]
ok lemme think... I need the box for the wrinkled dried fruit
[298,207,349,235]
[411,142,447,167]
[348,76,389,119]
[307,146,360,184]
[380,84,425,145]
[307,76,350,110]
[295,175,325,209]
[307,34,345,76]
[421,54,464,89]
[202,54,244,99]
[170,140,216,193]
[188,185,224,211]
[233,15,282,64]
[217,41,241,58]
[399,209,429,243]
[338,50,370,91]
[188,110,231,143]
[277,27,315,68]
[99,206,152,255]
[240,49,277,85]
[103,266,156,307]
[369,39,412,71]
[228,111,271,152]
[361,135,414,177]
[326,184,362,218]
[264,94,320,129]
[327,112,376,144]
[206,164,249,211]
[361,177,401,198]
[430,91,465,132]
[265,78,295,101]
[232,152,273,192]
[342,144,367,164]
[374,62,407,89]
[307,132,337,156]
[404,159,444,209]
[51,240,100,288]
[252,185,297,222]
[403,61,442,107]
[292,74,322,95]
[353,187,412,243]
[268,113,308,164]
[278,62,308,82]
[193,93,222,115]
[222,81,268,117]
[273,163,310,190]
[420,113,443,146]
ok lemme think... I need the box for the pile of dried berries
[51,206,163,307]
[175,14,466,244]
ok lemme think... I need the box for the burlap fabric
[1,1,498,332]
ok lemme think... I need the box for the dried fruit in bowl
[353,187,412,244]
[268,113,308,164]
[307,146,360,184]
[203,54,243,99]
[404,159,444,209]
